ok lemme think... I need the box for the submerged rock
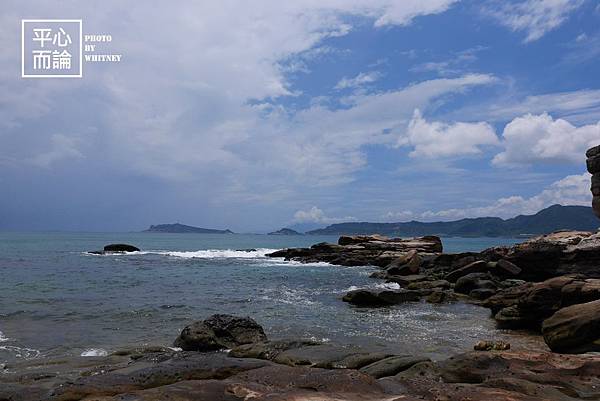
[88,243,141,254]
[342,289,421,307]
[173,314,267,351]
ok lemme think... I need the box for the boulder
[338,234,388,245]
[385,250,421,276]
[359,355,430,379]
[542,299,600,353]
[103,243,140,252]
[426,290,458,304]
[342,289,421,307]
[469,288,497,300]
[445,260,489,282]
[492,259,522,277]
[454,273,497,295]
[485,275,600,329]
[173,314,267,351]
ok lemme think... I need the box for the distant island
[268,228,303,235]
[144,223,234,234]
[307,205,599,237]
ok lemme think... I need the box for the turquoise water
[0,232,531,362]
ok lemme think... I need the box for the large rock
[358,355,430,378]
[588,145,600,219]
[485,275,600,329]
[385,250,421,276]
[445,260,489,282]
[268,235,442,267]
[173,315,267,351]
[454,273,497,296]
[542,299,600,353]
[103,243,140,252]
[342,289,421,307]
[88,243,141,254]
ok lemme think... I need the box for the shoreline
[2,233,600,400]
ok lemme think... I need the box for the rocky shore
[2,313,599,401]
[4,234,600,400]
[268,231,600,354]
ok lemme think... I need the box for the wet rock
[342,289,421,307]
[173,315,267,351]
[542,299,600,353]
[407,279,451,291]
[50,352,272,400]
[103,243,140,252]
[454,273,497,295]
[228,339,319,361]
[385,274,428,286]
[473,340,510,351]
[88,243,141,254]
[425,289,458,303]
[359,355,430,379]
[485,275,600,329]
[469,288,497,300]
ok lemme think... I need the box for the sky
[2,0,600,232]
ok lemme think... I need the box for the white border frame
[21,19,83,78]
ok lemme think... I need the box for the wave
[0,330,10,342]
[0,345,40,359]
[81,348,108,357]
[343,282,400,292]
[155,248,280,259]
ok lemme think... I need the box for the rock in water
[542,299,600,353]
[342,289,421,307]
[173,314,267,351]
[473,340,510,351]
[103,243,140,252]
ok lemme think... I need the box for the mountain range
[306,205,599,237]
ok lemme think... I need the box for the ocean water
[0,232,539,363]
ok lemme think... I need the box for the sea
[0,232,543,364]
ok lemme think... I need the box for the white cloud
[398,109,499,158]
[293,206,355,223]
[419,173,591,220]
[335,71,381,90]
[410,46,487,76]
[0,0,469,192]
[474,89,600,125]
[485,0,584,43]
[381,210,415,221]
[493,113,600,166]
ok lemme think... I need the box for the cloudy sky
[2,0,600,232]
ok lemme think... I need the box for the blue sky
[2,0,600,232]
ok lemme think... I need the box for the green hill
[307,205,598,237]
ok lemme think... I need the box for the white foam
[0,346,40,359]
[154,248,280,259]
[0,331,10,342]
[342,282,400,292]
[81,348,108,357]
